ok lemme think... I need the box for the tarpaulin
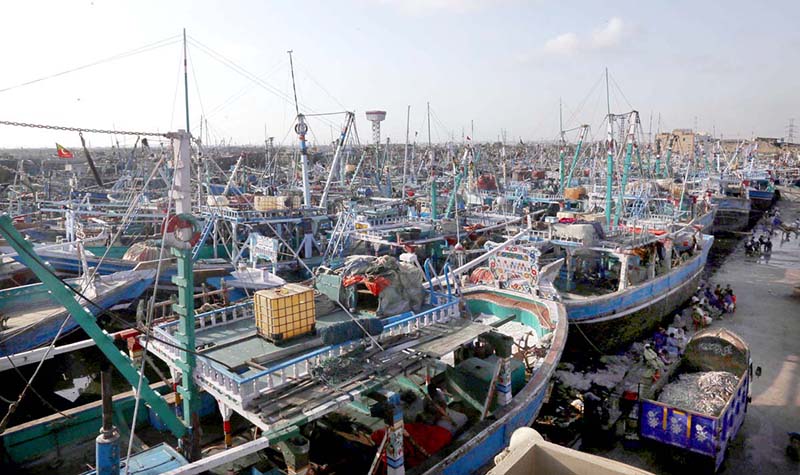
[342,274,391,296]
[371,423,452,469]
[364,276,391,296]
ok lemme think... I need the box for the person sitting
[653,327,668,352]
[643,343,665,383]
[692,305,712,328]
[666,329,686,354]
[723,293,735,313]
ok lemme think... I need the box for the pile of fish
[658,371,739,416]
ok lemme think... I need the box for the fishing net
[657,371,739,416]
[311,350,367,386]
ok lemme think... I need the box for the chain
[0,119,168,137]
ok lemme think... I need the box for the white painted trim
[162,436,271,475]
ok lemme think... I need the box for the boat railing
[197,205,327,223]
[525,192,562,202]
[147,291,459,408]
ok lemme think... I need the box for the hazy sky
[1,0,798,149]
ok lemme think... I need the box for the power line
[786,118,795,143]
[0,35,180,94]
[186,37,338,129]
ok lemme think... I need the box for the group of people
[685,283,736,329]
[642,326,687,382]
[745,233,773,257]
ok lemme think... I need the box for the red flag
[56,143,74,159]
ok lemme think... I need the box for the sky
[1,0,799,149]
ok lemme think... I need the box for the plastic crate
[254,284,316,341]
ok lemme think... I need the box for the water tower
[365,110,386,150]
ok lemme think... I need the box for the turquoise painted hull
[419,289,568,474]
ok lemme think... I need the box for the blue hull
[25,253,231,285]
[565,235,713,350]
[0,277,153,356]
[423,290,568,474]
[747,189,774,211]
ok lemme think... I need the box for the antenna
[183,28,190,132]
[287,50,299,116]
[427,101,432,148]
[605,67,611,117]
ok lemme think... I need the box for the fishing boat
[742,172,776,211]
[0,268,155,356]
[136,240,566,474]
[500,220,713,351]
[777,183,800,202]
[709,177,751,234]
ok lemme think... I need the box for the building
[719,137,800,157]
[654,129,712,160]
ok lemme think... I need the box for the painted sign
[485,243,539,293]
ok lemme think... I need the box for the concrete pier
[599,201,800,474]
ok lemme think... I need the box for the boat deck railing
[147,291,459,409]
[197,205,327,224]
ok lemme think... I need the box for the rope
[0,120,166,137]
[0,35,180,94]
[0,305,74,432]
[263,221,385,351]
[2,350,74,422]
[573,322,603,354]
[124,189,174,475]
[86,154,168,282]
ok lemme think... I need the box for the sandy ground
[595,201,800,474]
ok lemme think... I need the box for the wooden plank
[480,360,502,420]
[414,322,494,358]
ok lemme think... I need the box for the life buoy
[163,214,201,246]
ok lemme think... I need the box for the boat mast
[402,105,410,199]
[558,98,566,192]
[428,101,436,221]
[288,50,311,208]
[605,67,614,227]
[183,28,191,133]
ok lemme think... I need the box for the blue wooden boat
[497,219,715,351]
[743,174,776,211]
[139,250,567,475]
[28,243,232,284]
[422,287,567,475]
[711,195,750,234]
[0,268,155,356]
[563,231,713,351]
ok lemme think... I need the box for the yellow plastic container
[254,195,288,211]
[254,284,316,341]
